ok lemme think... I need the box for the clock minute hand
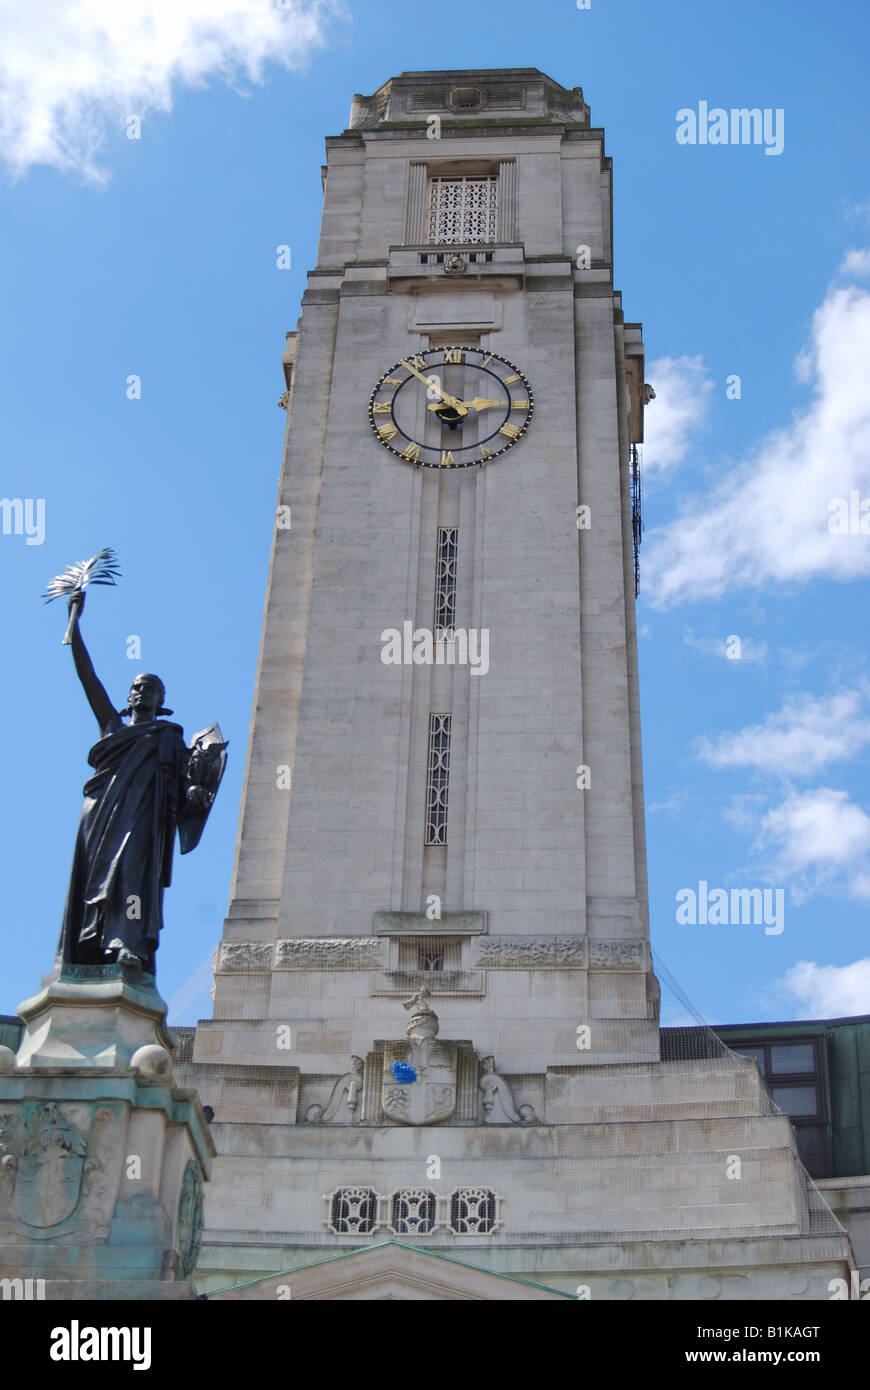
[400,359,468,416]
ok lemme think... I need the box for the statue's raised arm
[66,592,117,732]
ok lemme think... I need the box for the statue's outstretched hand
[67,591,85,620]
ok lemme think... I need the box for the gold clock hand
[462,397,509,411]
[400,359,468,416]
[427,397,508,414]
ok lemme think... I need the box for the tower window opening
[428,176,498,245]
[424,714,452,846]
[434,526,458,635]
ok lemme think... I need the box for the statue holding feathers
[44,549,227,978]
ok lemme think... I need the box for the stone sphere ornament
[131,1044,173,1077]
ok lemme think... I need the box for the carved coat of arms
[11,1103,86,1228]
[381,990,457,1125]
[0,1100,121,1241]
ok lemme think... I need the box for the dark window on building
[726,1035,827,1175]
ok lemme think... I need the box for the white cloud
[696,689,870,776]
[845,201,870,226]
[722,792,769,834]
[683,627,767,665]
[840,248,870,278]
[643,261,870,605]
[641,355,713,475]
[0,0,332,183]
[753,787,870,902]
[776,958,870,1019]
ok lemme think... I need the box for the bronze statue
[45,552,226,978]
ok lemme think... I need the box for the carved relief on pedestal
[176,1160,204,1279]
[0,1101,123,1243]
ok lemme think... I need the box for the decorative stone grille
[451,1187,497,1233]
[434,526,458,635]
[391,1189,436,1235]
[428,176,498,245]
[424,714,452,846]
[324,1188,502,1235]
[329,1187,377,1234]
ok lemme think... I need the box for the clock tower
[178,70,854,1301]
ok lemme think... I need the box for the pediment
[207,1241,570,1301]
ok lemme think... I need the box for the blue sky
[1,0,869,1027]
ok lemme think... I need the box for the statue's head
[124,673,173,718]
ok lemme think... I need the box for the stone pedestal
[0,967,213,1299]
[16,964,177,1069]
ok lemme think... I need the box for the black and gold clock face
[368,346,533,469]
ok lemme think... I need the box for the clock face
[368,346,534,469]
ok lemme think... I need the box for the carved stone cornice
[471,937,648,970]
[275,938,384,969]
[215,939,387,971]
[475,937,587,968]
[213,936,647,972]
[587,941,647,971]
[216,942,273,972]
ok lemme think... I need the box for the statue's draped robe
[58,717,193,970]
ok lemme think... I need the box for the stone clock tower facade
[177,70,855,1301]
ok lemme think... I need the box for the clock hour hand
[427,396,508,414]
